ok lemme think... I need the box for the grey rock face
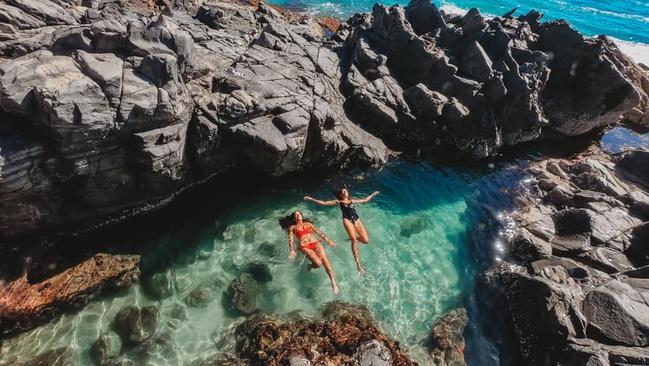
[497,149,649,364]
[0,0,646,244]
[583,280,649,347]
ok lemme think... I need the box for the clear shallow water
[275,0,649,45]
[601,127,649,154]
[0,161,526,365]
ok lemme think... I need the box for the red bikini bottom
[300,242,318,251]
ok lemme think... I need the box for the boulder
[459,40,493,82]
[112,305,159,345]
[511,229,552,261]
[628,223,649,266]
[550,209,592,254]
[404,0,446,35]
[582,280,649,347]
[503,271,586,363]
[616,150,649,190]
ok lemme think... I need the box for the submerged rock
[112,305,159,345]
[399,215,432,238]
[142,269,176,300]
[0,347,79,366]
[224,273,260,316]
[429,308,468,366]
[91,331,123,366]
[244,262,273,283]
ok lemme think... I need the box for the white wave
[580,6,649,23]
[611,37,649,66]
[439,2,467,15]
[440,1,497,18]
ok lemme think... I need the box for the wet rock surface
[492,146,649,364]
[0,0,647,239]
[112,305,159,345]
[234,302,416,365]
[428,308,468,366]
[0,253,140,335]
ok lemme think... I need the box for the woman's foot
[357,264,365,274]
[332,283,340,295]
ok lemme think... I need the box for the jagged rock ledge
[1,0,648,239]
[0,253,140,335]
[489,146,649,364]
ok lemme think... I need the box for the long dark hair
[278,211,312,231]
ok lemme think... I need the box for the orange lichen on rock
[0,253,140,335]
[318,16,341,33]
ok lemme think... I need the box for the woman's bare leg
[300,247,322,268]
[315,244,339,294]
[355,219,369,244]
[343,219,364,274]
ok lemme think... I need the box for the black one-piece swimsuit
[339,201,360,223]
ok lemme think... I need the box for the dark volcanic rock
[498,147,649,364]
[582,280,649,347]
[113,305,159,345]
[0,0,648,238]
[617,150,649,190]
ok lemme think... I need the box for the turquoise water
[276,0,649,45]
[0,161,526,365]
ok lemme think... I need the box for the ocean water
[274,0,649,49]
[0,160,527,365]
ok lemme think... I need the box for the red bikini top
[294,225,312,239]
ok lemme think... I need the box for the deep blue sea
[274,0,649,45]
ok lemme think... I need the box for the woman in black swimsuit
[304,188,379,273]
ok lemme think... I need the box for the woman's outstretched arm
[353,191,380,204]
[288,227,297,260]
[310,223,336,247]
[304,195,338,206]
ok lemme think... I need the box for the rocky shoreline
[1,0,649,364]
[491,146,649,365]
[1,0,648,238]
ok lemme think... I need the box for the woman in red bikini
[304,187,379,274]
[279,210,339,294]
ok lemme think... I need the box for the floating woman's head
[334,186,349,200]
[278,210,310,230]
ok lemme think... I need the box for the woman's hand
[303,196,312,201]
[371,191,380,197]
[327,239,336,247]
[288,250,297,260]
